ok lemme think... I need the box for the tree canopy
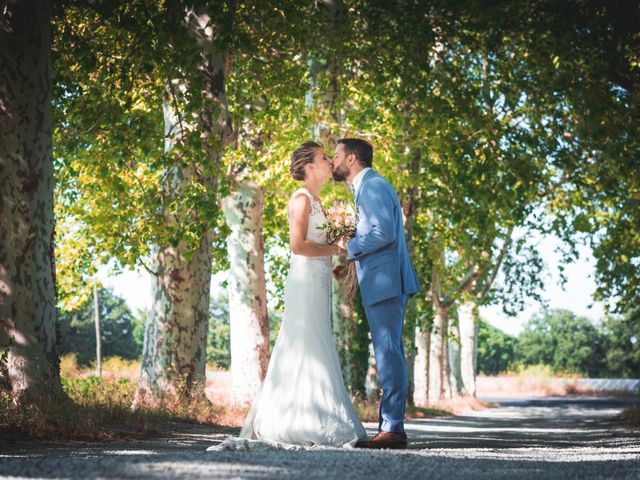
[50,1,640,315]
[32,1,640,406]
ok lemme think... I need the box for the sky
[478,235,605,336]
[99,233,605,338]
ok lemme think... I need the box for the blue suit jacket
[346,169,421,306]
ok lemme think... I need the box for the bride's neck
[303,179,323,199]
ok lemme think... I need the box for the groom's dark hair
[337,138,373,168]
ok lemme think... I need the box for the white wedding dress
[212,187,367,451]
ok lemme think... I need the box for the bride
[211,141,367,451]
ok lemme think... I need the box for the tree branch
[478,225,515,303]
[430,266,444,310]
[138,257,159,277]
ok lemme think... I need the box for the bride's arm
[289,194,341,257]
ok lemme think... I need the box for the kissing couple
[211,138,421,451]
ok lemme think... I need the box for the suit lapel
[355,169,375,204]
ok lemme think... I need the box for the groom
[333,138,421,449]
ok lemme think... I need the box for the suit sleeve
[346,184,397,260]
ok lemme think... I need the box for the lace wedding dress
[212,187,367,451]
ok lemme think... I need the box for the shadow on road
[1,396,639,479]
[405,396,640,450]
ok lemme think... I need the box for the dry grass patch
[1,375,228,441]
[60,354,141,381]
[352,396,451,422]
[477,365,585,397]
[428,395,492,415]
[1,377,155,441]
[617,405,640,424]
[205,402,250,427]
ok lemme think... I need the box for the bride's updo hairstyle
[290,141,322,181]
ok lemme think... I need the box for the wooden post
[94,280,102,377]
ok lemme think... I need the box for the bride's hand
[335,235,349,252]
[331,243,346,256]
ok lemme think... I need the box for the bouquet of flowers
[318,201,358,243]
[319,201,359,301]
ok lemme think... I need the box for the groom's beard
[332,164,350,182]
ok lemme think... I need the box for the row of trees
[478,308,640,378]
[1,1,638,407]
[60,293,640,382]
[57,291,640,382]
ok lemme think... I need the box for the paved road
[1,396,639,479]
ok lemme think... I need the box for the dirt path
[1,396,638,479]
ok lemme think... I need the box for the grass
[501,363,581,379]
[60,354,222,381]
[2,355,467,441]
[1,377,152,441]
[352,394,486,422]
[478,364,587,397]
[0,355,243,441]
[478,365,640,397]
[0,375,227,441]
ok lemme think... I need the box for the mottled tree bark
[136,233,213,403]
[321,0,370,396]
[428,300,460,401]
[447,325,462,398]
[364,340,381,402]
[332,265,369,397]
[428,248,479,401]
[332,258,355,383]
[405,346,415,406]
[134,7,232,405]
[222,181,269,404]
[413,324,430,406]
[457,230,512,398]
[458,300,477,396]
[135,86,213,403]
[401,153,419,407]
[428,306,449,402]
[0,0,61,401]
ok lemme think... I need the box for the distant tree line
[58,288,139,365]
[59,288,282,370]
[477,308,640,378]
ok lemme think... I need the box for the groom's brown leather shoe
[359,431,408,449]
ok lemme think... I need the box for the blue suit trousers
[364,294,409,434]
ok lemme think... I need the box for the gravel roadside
[1,396,638,479]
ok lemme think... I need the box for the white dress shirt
[350,167,371,196]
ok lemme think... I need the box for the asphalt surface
[1,396,639,479]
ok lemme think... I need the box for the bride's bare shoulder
[288,190,311,218]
